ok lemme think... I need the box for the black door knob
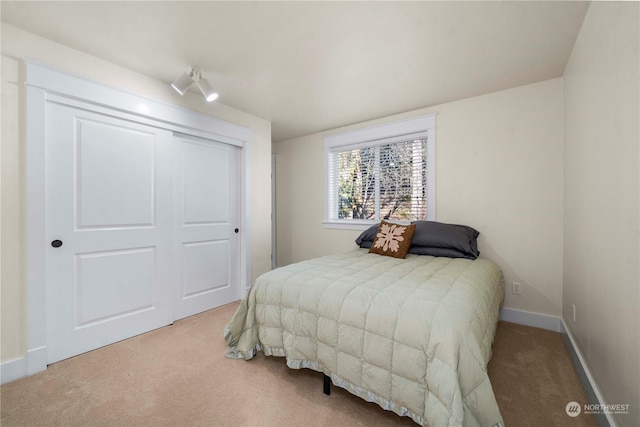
[51,240,63,248]
[234,228,239,233]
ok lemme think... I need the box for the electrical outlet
[572,304,576,322]
[511,282,522,295]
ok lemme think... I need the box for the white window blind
[324,114,436,229]
[328,138,430,222]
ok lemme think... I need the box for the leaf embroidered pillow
[368,220,416,259]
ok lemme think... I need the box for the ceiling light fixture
[196,77,219,102]
[171,70,194,95]
[171,67,218,102]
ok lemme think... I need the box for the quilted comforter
[224,249,504,427]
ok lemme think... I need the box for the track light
[171,70,194,95]
[196,78,218,102]
[171,67,218,102]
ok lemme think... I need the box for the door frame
[24,60,252,375]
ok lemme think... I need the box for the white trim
[321,220,379,231]
[24,60,252,379]
[426,131,436,220]
[26,86,48,366]
[324,114,436,148]
[1,357,26,385]
[271,155,277,270]
[562,319,617,427]
[499,307,564,332]
[47,94,243,148]
[241,142,252,296]
[323,114,437,226]
[0,347,47,385]
[24,59,251,143]
[27,346,47,376]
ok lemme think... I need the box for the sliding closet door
[45,102,174,364]
[173,134,240,320]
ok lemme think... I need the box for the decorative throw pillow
[368,220,416,259]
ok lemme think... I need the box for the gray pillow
[355,220,480,259]
[410,221,479,258]
[355,224,379,247]
[407,245,475,259]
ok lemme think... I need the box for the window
[324,114,435,229]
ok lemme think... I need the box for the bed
[224,221,505,427]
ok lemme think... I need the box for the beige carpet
[1,302,596,427]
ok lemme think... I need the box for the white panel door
[45,102,174,364]
[173,134,239,320]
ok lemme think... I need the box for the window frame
[323,114,436,230]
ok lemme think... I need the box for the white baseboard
[499,307,564,332]
[561,319,615,427]
[27,346,47,376]
[1,356,27,385]
[1,346,47,385]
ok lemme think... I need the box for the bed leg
[323,374,331,395]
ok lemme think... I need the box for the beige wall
[0,24,272,363]
[274,78,564,317]
[563,2,639,425]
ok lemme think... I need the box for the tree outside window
[333,138,428,222]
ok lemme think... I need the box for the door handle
[234,228,239,234]
[51,240,63,248]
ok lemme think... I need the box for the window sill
[322,220,377,231]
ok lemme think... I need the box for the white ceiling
[1,1,590,142]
